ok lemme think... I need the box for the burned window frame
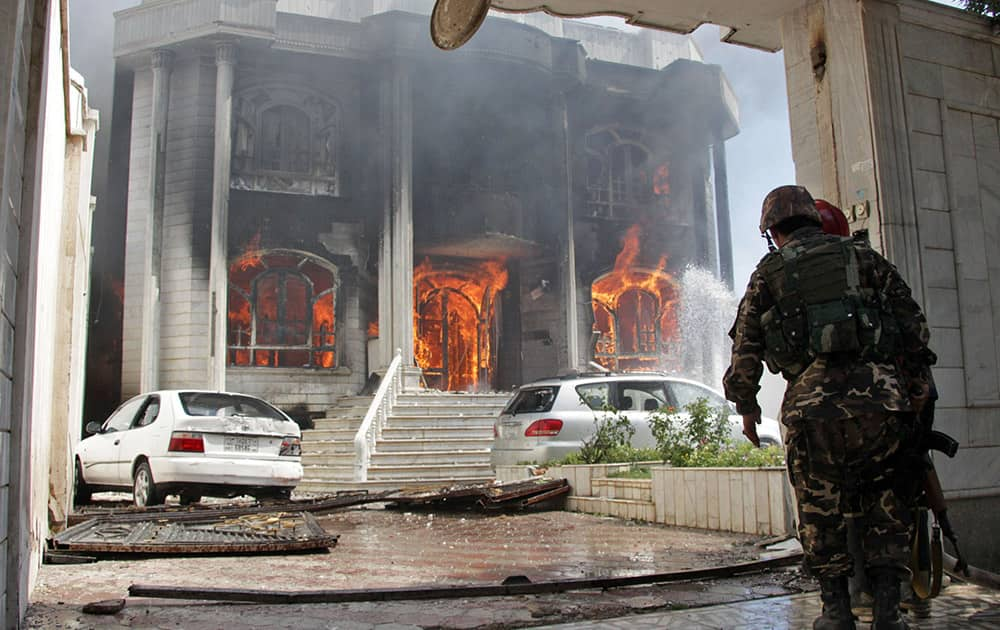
[227,250,338,369]
[231,83,341,196]
[584,127,653,219]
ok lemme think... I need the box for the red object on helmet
[815,199,850,236]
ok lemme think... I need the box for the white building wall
[49,69,98,528]
[23,0,70,600]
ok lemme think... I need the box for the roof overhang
[490,0,808,52]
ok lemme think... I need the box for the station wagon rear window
[179,392,288,421]
[503,386,559,415]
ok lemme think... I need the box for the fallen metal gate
[52,512,338,555]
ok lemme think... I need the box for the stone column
[712,141,734,290]
[208,42,236,389]
[139,49,173,391]
[560,94,580,370]
[377,65,415,366]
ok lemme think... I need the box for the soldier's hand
[742,412,761,447]
[910,382,931,414]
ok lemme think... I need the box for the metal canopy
[490,0,806,51]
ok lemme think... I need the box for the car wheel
[179,492,201,506]
[73,459,92,506]
[132,461,163,507]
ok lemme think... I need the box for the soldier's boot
[814,576,856,630]
[870,571,909,630]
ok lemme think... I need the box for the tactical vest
[758,232,901,379]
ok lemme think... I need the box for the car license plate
[224,436,258,453]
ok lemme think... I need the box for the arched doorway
[413,258,507,391]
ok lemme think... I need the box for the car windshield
[503,386,559,415]
[178,392,288,421]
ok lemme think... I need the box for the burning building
[106,0,737,413]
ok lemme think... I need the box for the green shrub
[683,441,785,468]
[576,407,635,464]
[555,446,660,466]
[648,397,730,466]
[606,466,651,479]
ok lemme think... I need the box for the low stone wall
[496,463,794,537]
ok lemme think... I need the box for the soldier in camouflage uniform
[723,186,936,630]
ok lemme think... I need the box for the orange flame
[653,163,670,197]
[413,258,508,391]
[591,225,678,372]
[233,230,263,271]
[367,321,379,339]
[226,251,337,368]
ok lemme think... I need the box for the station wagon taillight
[279,436,301,456]
[524,419,563,437]
[168,432,204,453]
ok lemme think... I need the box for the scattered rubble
[51,512,338,555]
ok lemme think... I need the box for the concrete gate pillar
[139,49,173,392]
[208,42,237,390]
[778,0,923,296]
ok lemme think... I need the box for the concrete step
[299,439,354,455]
[389,403,506,416]
[381,426,494,440]
[387,414,497,428]
[301,428,356,441]
[295,476,496,494]
[302,464,357,481]
[396,392,510,402]
[566,496,655,522]
[375,437,493,453]
[370,450,491,466]
[310,417,363,430]
[301,451,354,466]
[367,462,494,481]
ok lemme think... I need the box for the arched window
[228,251,337,368]
[585,127,653,219]
[591,268,677,373]
[260,105,311,173]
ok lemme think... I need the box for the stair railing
[353,348,402,482]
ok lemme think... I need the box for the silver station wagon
[490,373,783,467]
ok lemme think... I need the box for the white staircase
[297,391,510,493]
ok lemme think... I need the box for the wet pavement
[26,503,999,628]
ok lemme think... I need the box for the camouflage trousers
[785,411,914,580]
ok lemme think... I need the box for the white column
[712,141,734,290]
[139,49,173,392]
[382,64,414,367]
[208,42,236,390]
[560,95,579,370]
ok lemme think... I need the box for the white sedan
[75,390,303,507]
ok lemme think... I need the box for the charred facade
[106,1,738,414]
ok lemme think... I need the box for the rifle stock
[914,395,968,575]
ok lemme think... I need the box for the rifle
[910,386,968,601]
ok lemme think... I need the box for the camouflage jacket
[723,226,937,423]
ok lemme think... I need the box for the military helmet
[759,185,822,233]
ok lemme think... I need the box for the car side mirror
[85,421,102,435]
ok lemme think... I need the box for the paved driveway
[28,504,809,628]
